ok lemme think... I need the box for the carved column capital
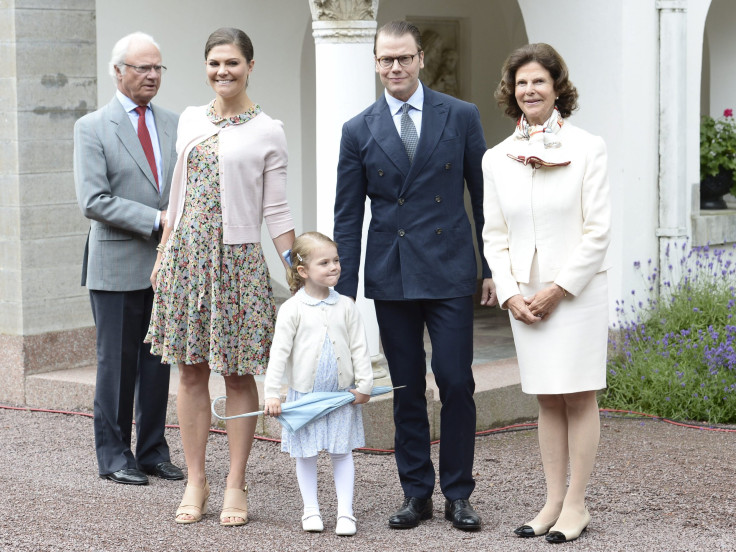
[308,0,378,21]
[312,20,377,44]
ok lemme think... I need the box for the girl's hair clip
[296,252,303,262]
[282,249,293,268]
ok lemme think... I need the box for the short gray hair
[108,32,160,84]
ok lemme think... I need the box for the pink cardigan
[167,105,294,244]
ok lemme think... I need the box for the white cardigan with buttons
[263,290,373,399]
[482,122,612,309]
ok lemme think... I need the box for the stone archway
[702,0,736,118]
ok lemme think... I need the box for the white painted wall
[95,0,314,292]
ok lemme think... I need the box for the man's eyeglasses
[122,63,167,75]
[376,53,421,69]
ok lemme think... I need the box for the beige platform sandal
[175,480,210,524]
[220,484,248,526]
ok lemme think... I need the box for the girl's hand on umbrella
[349,389,371,404]
[263,397,282,416]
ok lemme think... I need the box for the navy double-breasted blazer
[334,84,491,301]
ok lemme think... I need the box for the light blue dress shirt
[385,82,424,140]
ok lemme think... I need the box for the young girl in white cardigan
[263,231,373,536]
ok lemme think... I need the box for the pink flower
[724,108,733,117]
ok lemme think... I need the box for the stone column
[0,0,97,404]
[308,0,388,379]
[657,0,689,288]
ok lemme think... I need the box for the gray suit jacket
[74,96,178,291]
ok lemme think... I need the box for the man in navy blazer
[334,20,497,531]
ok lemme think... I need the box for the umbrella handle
[210,395,264,421]
[211,396,227,420]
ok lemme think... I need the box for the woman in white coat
[482,43,611,543]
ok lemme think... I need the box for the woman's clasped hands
[505,284,566,325]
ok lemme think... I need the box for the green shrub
[600,242,736,423]
[700,108,736,194]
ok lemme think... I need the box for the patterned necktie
[400,103,418,163]
[134,105,159,191]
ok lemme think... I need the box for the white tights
[295,453,354,518]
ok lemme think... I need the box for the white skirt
[510,254,608,395]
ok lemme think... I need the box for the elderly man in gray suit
[74,32,183,485]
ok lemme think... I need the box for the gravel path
[0,407,734,552]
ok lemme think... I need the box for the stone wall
[0,0,97,403]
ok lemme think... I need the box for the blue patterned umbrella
[211,386,402,434]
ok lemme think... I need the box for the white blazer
[482,122,611,309]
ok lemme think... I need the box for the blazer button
[435,228,443,235]
[378,169,384,176]
[398,229,405,237]
[435,195,441,203]
[445,163,451,170]
[398,198,405,205]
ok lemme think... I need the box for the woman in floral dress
[146,27,294,526]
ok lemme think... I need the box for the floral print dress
[146,103,275,376]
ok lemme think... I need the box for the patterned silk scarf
[507,107,570,168]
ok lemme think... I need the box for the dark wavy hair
[495,43,578,120]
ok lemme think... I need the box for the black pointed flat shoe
[545,510,591,543]
[514,518,557,538]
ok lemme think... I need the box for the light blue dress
[281,289,366,458]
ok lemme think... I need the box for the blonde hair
[286,232,338,293]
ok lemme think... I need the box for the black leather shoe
[141,461,184,480]
[102,468,149,485]
[444,498,481,531]
[388,497,433,529]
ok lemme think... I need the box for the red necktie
[134,106,159,191]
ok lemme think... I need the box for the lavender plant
[601,242,736,423]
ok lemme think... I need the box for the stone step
[24,357,536,450]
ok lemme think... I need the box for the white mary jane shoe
[335,515,357,536]
[302,513,324,532]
